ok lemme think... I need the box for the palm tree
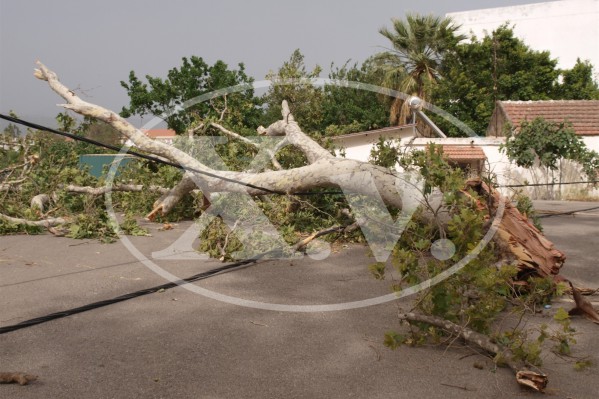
[376,14,465,125]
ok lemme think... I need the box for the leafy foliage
[501,117,599,181]
[0,116,197,239]
[262,49,324,136]
[375,13,465,125]
[555,58,599,100]
[120,56,262,133]
[433,25,559,136]
[380,145,571,366]
[322,58,389,134]
[368,136,400,168]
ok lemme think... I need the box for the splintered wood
[463,180,565,278]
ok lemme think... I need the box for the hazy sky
[0,0,547,126]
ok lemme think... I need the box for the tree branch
[0,178,27,191]
[210,122,257,146]
[147,174,198,220]
[34,62,404,209]
[399,312,548,392]
[0,212,68,227]
[293,222,358,251]
[258,100,333,164]
[63,184,169,195]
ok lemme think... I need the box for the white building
[332,99,599,199]
[447,0,599,78]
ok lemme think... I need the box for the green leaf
[384,331,406,350]
[554,307,570,322]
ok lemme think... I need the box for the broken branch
[399,312,548,392]
[0,212,68,227]
[0,372,37,386]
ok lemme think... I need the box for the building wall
[331,126,418,162]
[447,0,599,78]
[336,135,599,199]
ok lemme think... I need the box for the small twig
[0,161,30,175]
[63,184,169,195]
[458,352,478,360]
[361,335,379,344]
[68,240,93,247]
[186,122,205,138]
[210,94,228,122]
[368,344,381,361]
[293,222,357,251]
[249,320,268,327]
[220,219,240,258]
[440,383,474,391]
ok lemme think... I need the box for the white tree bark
[0,212,68,227]
[34,62,405,210]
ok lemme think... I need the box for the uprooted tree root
[0,372,38,386]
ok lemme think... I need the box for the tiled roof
[439,145,486,161]
[499,100,599,136]
[141,129,177,138]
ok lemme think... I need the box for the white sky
[0,0,549,125]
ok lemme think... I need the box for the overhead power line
[0,113,344,196]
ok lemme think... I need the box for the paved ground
[0,201,598,398]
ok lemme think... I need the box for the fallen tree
[1,62,596,391]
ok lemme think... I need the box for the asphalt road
[1,202,598,398]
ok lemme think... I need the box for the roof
[141,129,177,138]
[498,100,599,136]
[438,145,486,161]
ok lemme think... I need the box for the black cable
[537,205,599,218]
[0,113,282,194]
[9,114,599,194]
[500,180,599,188]
[0,113,345,196]
[0,253,276,335]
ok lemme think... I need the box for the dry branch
[293,223,358,251]
[0,372,37,386]
[569,282,599,324]
[399,312,548,392]
[0,161,31,175]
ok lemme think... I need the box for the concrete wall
[335,135,599,199]
[447,0,599,79]
[330,125,418,162]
